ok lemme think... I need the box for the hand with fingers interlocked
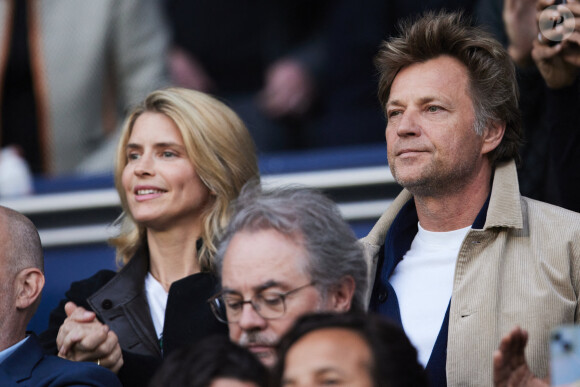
[56,301,124,374]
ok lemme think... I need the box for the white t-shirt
[390,222,470,366]
[145,272,169,340]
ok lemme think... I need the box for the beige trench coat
[361,160,580,386]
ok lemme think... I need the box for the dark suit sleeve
[1,335,123,387]
[42,361,122,387]
[38,270,116,355]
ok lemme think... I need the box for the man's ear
[481,121,506,156]
[328,275,356,312]
[14,268,44,310]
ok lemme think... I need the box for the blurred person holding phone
[476,0,580,212]
[494,3,580,385]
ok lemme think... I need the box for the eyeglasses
[208,282,315,324]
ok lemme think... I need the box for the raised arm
[493,326,549,387]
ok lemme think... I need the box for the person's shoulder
[361,189,413,247]
[34,355,122,387]
[521,196,580,241]
[522,196,580,224]
[8,336,122,387]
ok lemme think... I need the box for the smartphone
[547,0,568,46]
[550,325,580,386]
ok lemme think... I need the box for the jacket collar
[484,159,523,230]
[86,246,160,356]
[366,159,522,244]
[90,246,150,306]
[0,334,43,383]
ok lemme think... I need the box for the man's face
[385,55,487,197]
[281,328,374,387]
[221,229,328,367]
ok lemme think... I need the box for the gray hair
[215,182,368,311]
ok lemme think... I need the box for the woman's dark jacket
[39,248,228,386]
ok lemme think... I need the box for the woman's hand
[56,302,124,373]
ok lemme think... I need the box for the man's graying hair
[375,11,523,165]
[215,182,368,311]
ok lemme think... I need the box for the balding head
[0,206,43,275]
[0,206,45,349]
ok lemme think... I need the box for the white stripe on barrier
[1,166,394,215]
[37,199,393,247]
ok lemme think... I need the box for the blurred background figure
[476,0,580,212]
[149,335,268,387]
[163,0,478,154]
[163,0,330,153]
[272,312,428,387]
[312,0,477,150]
[0,0,169,184]
[0,145,33,197]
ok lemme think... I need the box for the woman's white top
[145,272,169,340]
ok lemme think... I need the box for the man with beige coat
[361,11,580,387]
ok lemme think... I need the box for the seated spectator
[363,10,580,387]
[149,335,268,387]
[210,183,368,367]
[272,312,428,387]
[39,88,259,386]
[0,206,121,386]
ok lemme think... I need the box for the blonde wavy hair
[110,88,259,272]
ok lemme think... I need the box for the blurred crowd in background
[0,0,578,213]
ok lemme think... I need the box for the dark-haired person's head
[272,312,428,387]
[149,335,268,387]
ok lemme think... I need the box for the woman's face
[281,328,374,387]
[121,112,211,231]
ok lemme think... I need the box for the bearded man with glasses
[210,182,369,367]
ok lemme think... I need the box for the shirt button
[101,299,113,310]
[378,291,388,303]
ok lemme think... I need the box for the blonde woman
[39,88,259,386]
